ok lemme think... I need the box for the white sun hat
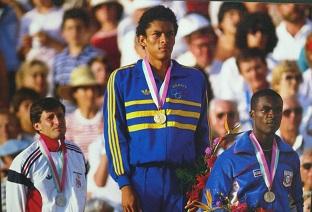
[177,13,211,39]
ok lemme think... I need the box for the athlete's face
[250,96,283,135]
[139,20,175,62]
[34,107,66,139]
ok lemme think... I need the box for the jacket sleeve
[203,154,233,206]
[6,159,29,212]
[195,75,209,155]
[104,70,131,189]
[292,155,303,212]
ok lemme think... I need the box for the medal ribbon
[142,58,172,110]
[250,132,279,190]
[39,137,67,192]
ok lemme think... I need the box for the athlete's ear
[138,35,146,48]
[33,123,41,132]
[249,110,254,119]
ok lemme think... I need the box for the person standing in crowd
[208,98,240,152]
[53,7,102,88]
[10,88,41,143]
[90,0,123,70]
[104,5,208,211]
[278,96,311,156]
[6,97,87,211]
[272,4,312,61]
[271,60,303,99]
[1,139,30,212]
[176,13,219,100]
[15,59,49,97]
[300,149,312,212]
[59,65,103,159]
[205,89,303,211]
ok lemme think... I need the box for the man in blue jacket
[103,5,209,212]
[205,89,303,211]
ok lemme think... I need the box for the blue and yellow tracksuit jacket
[204,131,303,212]
[104,59,209,188]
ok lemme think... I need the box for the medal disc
[154,112,166,124]
[56,194,67,207]
[264,191,275,203]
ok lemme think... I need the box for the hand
[121,185,141,212]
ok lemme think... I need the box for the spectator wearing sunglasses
[271,60,303,99]
[300,149,312,212]
[278,96,312,157]
[208,98,240,152]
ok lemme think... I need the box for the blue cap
[0,139,30,156]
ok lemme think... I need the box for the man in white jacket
[6,97,87,212]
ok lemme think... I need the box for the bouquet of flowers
[175,117,243,212]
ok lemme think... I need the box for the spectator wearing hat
[15,59,49,97]
[176,13,220,100]
[90,0,123,71]
[59,65,103,159]
[1,139,30,212]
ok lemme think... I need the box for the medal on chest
[39,138,68,207]
[250,132,279,203]
[142,58,172,124]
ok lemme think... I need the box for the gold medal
[264,191,275,203]
[56,193,67,207]
[154,112,166,124]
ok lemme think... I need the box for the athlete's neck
[147,57,171,80]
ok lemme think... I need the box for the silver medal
[56,193,67,207]
[264,191,275,203]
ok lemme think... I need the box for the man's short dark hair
[61,8,90,29]
[30,97,65,125]
[136,5,178,37]
[218,2,247,24]
[10,88,40,113]
[236,48,267,72]
[235,12,278,55]
[251,89,283,111]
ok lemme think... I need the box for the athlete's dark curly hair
[136,5,178,37]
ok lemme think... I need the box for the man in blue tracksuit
[205,89,303,211]
[103,5,209,212]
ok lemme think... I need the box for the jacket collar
[234,131,294,154]
[39,134,64,152]
[135,59,190,79]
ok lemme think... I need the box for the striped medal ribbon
[38,137,67,207]
[250,132,279,203]
[142,58,172,124]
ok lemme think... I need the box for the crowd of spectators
[1,1,312,211]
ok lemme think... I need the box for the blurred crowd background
[1,0,312,211]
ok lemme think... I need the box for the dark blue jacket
[205,131,303,211]
[104,59,209,188]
